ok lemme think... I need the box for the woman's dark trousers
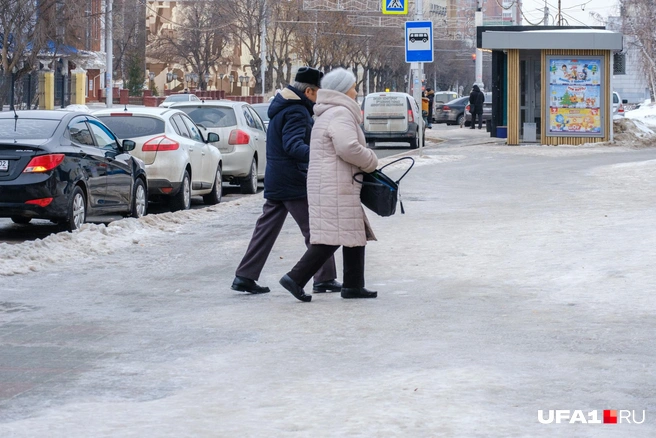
[288,244,365,289]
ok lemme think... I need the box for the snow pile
[0,196,262,276]
[615,102,656,148]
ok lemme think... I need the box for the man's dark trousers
[235,197,337,282]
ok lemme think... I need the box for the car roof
[0,110,87,120]
[93,107,183,117]
[169,100,244,108]
[365,92,411,98]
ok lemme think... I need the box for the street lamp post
[9,65,17,111]
[218,73,225,96]
[149,72,155,93]
[204,73,211,91]
[229,74,234,94]
[240,75,250,97]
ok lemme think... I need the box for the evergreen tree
[125,54,145,96]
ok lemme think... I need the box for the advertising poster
[547,58,603,135]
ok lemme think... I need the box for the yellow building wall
[38,71,54,110]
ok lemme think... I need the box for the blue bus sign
[405,21,433,63]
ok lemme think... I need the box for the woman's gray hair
[292,82,318,92]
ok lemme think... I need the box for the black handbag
[353,157,415,217]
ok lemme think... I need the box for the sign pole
[414,0,424,149]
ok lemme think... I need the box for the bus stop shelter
[479,26,623,145]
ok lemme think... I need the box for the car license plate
[0,160,8,171]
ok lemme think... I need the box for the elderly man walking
[231,67,341,294]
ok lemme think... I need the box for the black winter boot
[341,287,377,299]
[280,274,312,302]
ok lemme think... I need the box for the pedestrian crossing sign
[383,0,407,15]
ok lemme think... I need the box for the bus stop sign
[405,21,433,63]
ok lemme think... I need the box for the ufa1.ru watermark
[538,410,646,424]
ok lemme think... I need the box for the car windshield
[0,119,60,139]
[176,107,237,128]
[252,105,270,122]
[164,95,193,102]
[97,115,165,139]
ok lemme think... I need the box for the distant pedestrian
[231,67,341,295]
[469,84,485,129]
[425,87,435,128]
[279,68,379,302]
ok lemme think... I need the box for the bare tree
[113,0,146,83]
[0,0,49,108]
[620,0,656,101]
[150,1,230,91]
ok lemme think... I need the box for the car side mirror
[622,99,628,104]
[206,132,219,143]
[122,139,136,151]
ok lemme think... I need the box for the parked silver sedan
[172,100,266,194]
[94,107,223,211]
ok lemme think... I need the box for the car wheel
[63,186,86,232]
[456,114,464,126]
[11,216,32,225]
[203,165,222,205]
[130,178,147,218]
[409,135,418,149]
[240,157,258,194]
[170,170,191,211]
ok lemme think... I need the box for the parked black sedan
[0,111,148,231]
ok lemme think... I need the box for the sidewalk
[0,133,655,437]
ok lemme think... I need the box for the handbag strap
[378,156,415,184]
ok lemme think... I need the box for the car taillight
[442,105,450,111]
[408,109,414,123]
[25,198,53,207]
[618,104,624,114]
[142,135,180,151]
[23,154,65,173]
[228,129,250,145]
[110,113,133,116]
[466,104,471,112]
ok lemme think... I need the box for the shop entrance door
[520,53,542,141]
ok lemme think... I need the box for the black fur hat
[294,67,324,87]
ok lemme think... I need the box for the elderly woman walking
[279,68,379,302]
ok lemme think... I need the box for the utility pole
[475,0,483,88]
[557,0,562,26]
[105,0,113,108]
[412,0,424,150]
[261,1,266,96]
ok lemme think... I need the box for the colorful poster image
[549,107,601,133]
[549,85,600,109]
[548,59,601,86]
[547,57,603,136]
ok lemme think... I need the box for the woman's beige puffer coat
[307,89,379,247]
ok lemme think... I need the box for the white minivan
[360,92,425,149]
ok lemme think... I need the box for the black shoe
[341,287,377,299]
[280,274,312,302]
[313,279,342,293]
[231,276,270,294]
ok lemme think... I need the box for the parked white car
[251,103,271,130]
[612,91,627,118]
[171,100,266,194]
[94,107,223,210]
[159,93,201,108]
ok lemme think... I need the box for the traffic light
[472,53,476,62]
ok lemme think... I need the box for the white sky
[519,0,620,27]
